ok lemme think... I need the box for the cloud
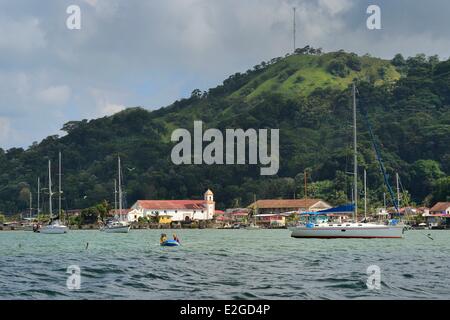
[318,0,352,15]
[1,0,450,149]
[89,88,126,117]
[36,85,71,105]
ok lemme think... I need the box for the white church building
[128,189,215,223]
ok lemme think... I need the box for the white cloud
[89,88,126,117]
[100,103,126,116]
[36,85,71,106]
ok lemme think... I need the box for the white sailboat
[290,84,404,239]
[40,155,68,234]
[100,156,131,233]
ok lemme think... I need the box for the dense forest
[0,48,449,215]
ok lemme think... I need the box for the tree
[327,59,349,77]
[392,54,406,67]
[431,176,450,202]
[410,160,445,201]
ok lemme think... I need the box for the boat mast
[353,83,358,222]
[29,189,32,219]
[37,177,40,219]
[114,179,118,213]
[48,160,52,223]
[396,172,400,210]
[304,169,307,199]
[364,169,367,220]
[118,156,122,222]
[59,151,62,223]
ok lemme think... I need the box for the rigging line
[360,102,400,215]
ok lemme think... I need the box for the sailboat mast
[304,169,307,199]
[48,160,52,222]
[29,190,32,219]
[59,152,62,222]
[114,179,118,213]
[353,83,358,221]
[118,156,122,221]
[396,172,400,210]
[37,177,41,220]
[364,169,367,219]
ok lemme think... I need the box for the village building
[429,202,450,215]
[424,202,450,229]
[128,189,215,223]
[248,199,332,215]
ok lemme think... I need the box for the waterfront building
[424,202,450,229]
[248,199,331,215]
[129,189,215,222]
[255,214,286,227]
[430,202,450,215]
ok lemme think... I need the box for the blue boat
[161,239,180,247]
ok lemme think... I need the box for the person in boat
[173,233,180,243]
[160,233,167,244]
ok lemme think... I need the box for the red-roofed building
[430,202,450,215]
[130,189,215,222]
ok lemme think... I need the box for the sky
[1,0,450,149]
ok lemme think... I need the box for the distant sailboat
[40,154,68,234]
[290,84,404,239]
[100,156,131,233]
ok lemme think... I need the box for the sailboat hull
[39,225,68,234]
[290,223,404,239]
[100,225,131,233]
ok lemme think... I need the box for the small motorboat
[160,239,180,247]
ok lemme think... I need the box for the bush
[346,54,362,71]
[327,59,349,77]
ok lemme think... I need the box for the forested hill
[0,48,449,214]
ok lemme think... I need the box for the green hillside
[0,48,449,215]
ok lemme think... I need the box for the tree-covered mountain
[0,48,449,215]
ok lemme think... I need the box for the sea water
[1,229,449,299]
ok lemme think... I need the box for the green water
[1,229,449,299]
